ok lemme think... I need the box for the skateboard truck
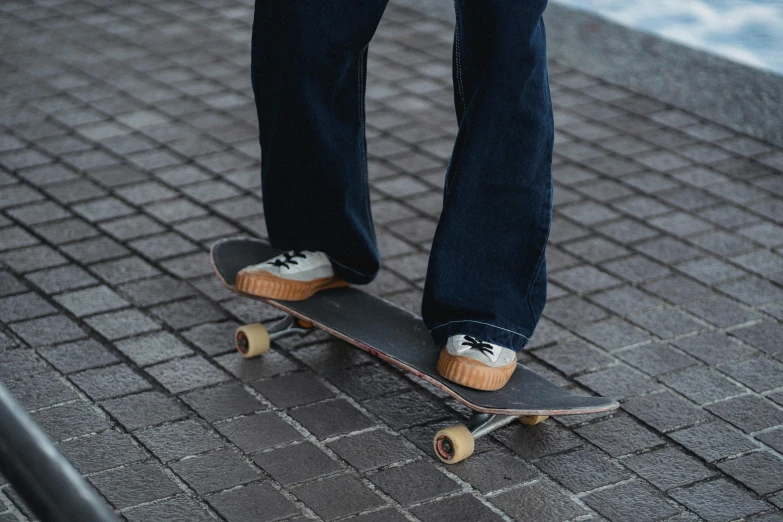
[235,315,313,358]
[433,412,548,464]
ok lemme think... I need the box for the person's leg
[251,0,388,285]
[423,0,554,353]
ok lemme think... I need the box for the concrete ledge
[393,0,783,147]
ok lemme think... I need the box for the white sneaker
[436,334,517,391]
[236,250,349,301]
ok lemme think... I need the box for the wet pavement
[1,0,782,521]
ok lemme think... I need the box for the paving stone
[670,421,759,462]
[0,227,38,251]
[629,308,703,339]
[181,382,265,422]
[363,389,450,431]
[55,285,128,317]
[327,429,419,471]
[251,372,334,409]
[493,421,582,460]
[292,340,374,373]
[642,275,712,306]
[369,460,459,506]
[730,322,783,355]
[32,401,109,441]
[617,343,698,376]
[719,276,783,306]
[636,236,701,264]
[102,391,187,431]
[659,366,745,404]
[90,461,181,509]
[0,271,26,297]
[537,446,631,493]
[623,391,708,432]
[673,331,757,365]
[534,340,615,376]
[4,371,78,410]
[60,236,130,264]
[161,252,215,279]
[70,364,151,401]
[684,296,758,327]
[207,482,300,522]
[129,232,198,260]
[590,286,663,316]
[543,295,608,327]
[254,441,343,486]
[150,297,225,330]
[10,313,87,346]
[575,414,664,457]
[325,363,411,401]
[576,365,660,400]
[677,257,747,285]
[99,214,165,241]
[550,265,620,293]
[58,430,145,474]
[26,264,98,294]
[719,356,783,393]
[170,448,260,495]
[290,399,375,439]
[624,446,714,490]
[411,494,503,522]
[136,419,223,462]
[90,256,161,285]
[115,331,193,367]
[146,356,229,394]
[706,395,783,434]
[575,318,650,351]
[489,479,588,522]
[85,309,159,340]
[215,412,302,452]
[125,496,216,522]
[1,244,67,273]
[0,292,56,323]
[291,474,385,521]
[758,426,783,454]
[118,275,196,307]
[718,451,783,495]
[670,479,768,522]
[0,349,48,380]
[582,479,681,522]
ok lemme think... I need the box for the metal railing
[0,382,120,522]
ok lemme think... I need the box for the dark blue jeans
[251,0,554,352]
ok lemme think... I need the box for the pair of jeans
[251,0,554,352]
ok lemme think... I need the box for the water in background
[553,0,783,75]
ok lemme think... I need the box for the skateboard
[210,237,619,464]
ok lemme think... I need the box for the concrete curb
[392,0,783,147]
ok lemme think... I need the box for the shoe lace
[461,335,496,357]
[268,251,307,269]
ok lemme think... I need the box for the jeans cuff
[429,320,530,352]
[328,256,378,285]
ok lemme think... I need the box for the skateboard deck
[210,237,619,417]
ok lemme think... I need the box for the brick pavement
[1,0,782,521]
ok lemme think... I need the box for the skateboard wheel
[433,424,474,464]
[235,323,270,358]
[297,318,314,328]
[519,415,549,426]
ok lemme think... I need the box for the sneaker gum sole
[235,269,350,301]
[436,347,516,391]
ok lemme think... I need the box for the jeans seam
[453,0,466,115]
[429,320,531,340]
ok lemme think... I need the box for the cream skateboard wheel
[520,415,548,426]
[235,323,270,358]
[433,424,474,464]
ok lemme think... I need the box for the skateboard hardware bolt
[436,437,454,460]
[236,332,249,354]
